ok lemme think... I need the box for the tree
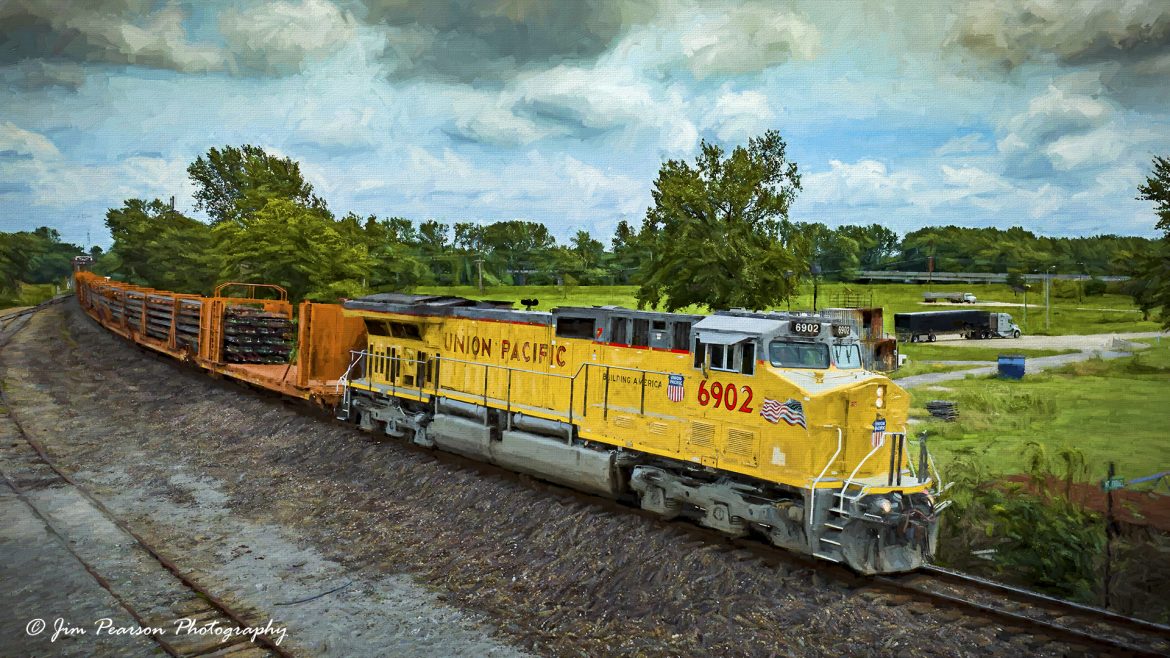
[187,145,327,225]
[481,220,556,283]
[357,214,430,291]
[1133,156,1170,328]
[609,220,642,284]
[104,200,216,292]
[636,131,802,311]
[213,198,371,301]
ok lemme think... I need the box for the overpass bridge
[855,270,1130,284]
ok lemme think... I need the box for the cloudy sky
[2,0,1169,248]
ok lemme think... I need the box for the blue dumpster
[998,354,1025,379]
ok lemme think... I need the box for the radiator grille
[689,422,716,448]
[725,428,758,465]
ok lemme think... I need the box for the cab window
[695,339,756,375]
[832,344,863,369]
[769,341,829,369]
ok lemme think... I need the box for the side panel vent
[689,422,716,449]
[725,428,758,466]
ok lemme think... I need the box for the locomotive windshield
[832,344,863,369]
[768,341,829,368]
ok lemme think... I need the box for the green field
[0,282,62,311]
[889,362,978,379]
[912,338,1170,480]
[898,344,1078,362]
[414,282,1158,336]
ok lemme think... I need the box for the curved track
[879,566,1170,656]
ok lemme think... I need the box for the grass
[912,338,1170,480]
[0,282,64,311]
[899,344,1079,362]
[414,282,1158,336]
[889,362,978,379]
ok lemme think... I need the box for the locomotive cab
[684,310,942,573]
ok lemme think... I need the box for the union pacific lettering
[443,332,567,367]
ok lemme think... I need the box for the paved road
[898,330,1168,388]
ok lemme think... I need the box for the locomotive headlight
[875,385,885,408]
[875,398,884,408]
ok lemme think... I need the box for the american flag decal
[667,374,684,402]
[761,398,806,428]
[871,417,886,448]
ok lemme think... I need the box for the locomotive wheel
[927,332,936,342]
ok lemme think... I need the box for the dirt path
[0,302,1063,656]
[898,331,1167,388]
[923,330,1165,351]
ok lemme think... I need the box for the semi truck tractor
[895,310,1021,342]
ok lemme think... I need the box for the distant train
[74,270,944,574]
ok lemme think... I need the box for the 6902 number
[697,380,754,413]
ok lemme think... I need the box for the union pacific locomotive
[339,293,943,574]
[72,269,944,574]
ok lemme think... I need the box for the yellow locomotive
[338,293,943,573]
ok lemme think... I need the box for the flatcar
[338,293,944,574]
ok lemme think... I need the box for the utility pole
[1046,266,1055,330]
[475,256,484,292]
[810,263,822,312]
[1022,283,1027,329]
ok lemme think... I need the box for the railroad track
[0,302,293,657]
[873,565,1170,655]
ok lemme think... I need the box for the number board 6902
[791,322,821,336]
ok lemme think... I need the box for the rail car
[73,269,945,574]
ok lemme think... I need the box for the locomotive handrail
[808,426,843,533]
[336,350,367,392]
[841,434,896,506]
[213,282,289,301]
[338,348,685,428]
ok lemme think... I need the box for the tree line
[1,140,1166,325]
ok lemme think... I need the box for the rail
[880,566,1170,656]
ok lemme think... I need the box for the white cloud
[911,164,1065,219]
[510,63,698,152]
[95,5,227,73]
[0,122,59,160]
[444,87,566,146]
[679,5,820,78]
[998,83,1114,157]
[935,133,989,156]
[802,159,921,206]
[220,0,356,75]
[707,88,774,142]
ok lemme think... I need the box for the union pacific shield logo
[667,374,684,402]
